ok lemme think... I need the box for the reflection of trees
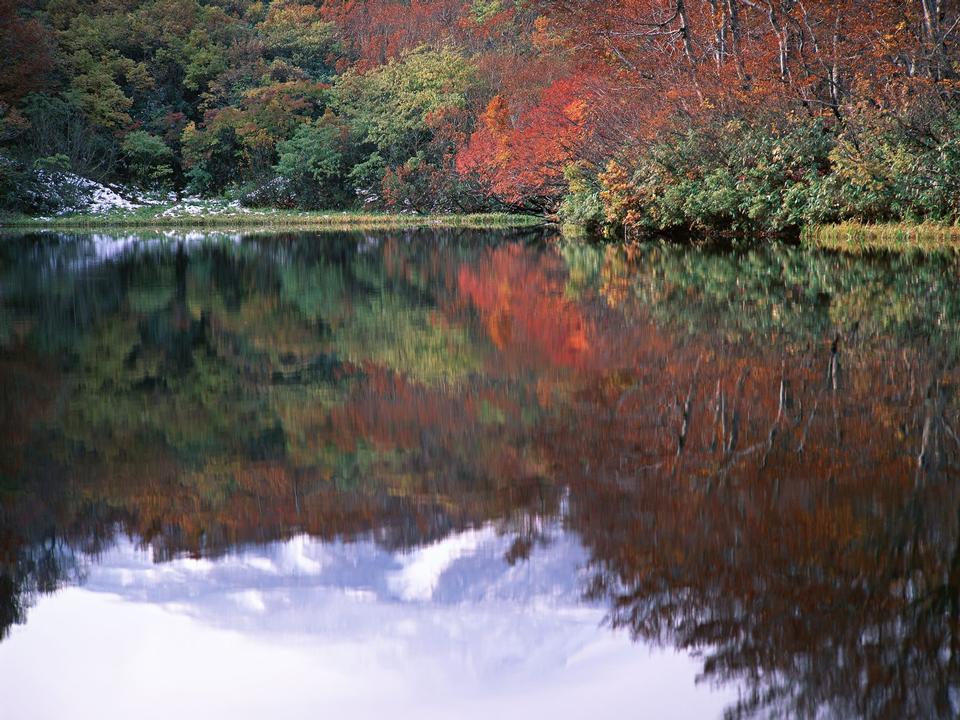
[0,543,85,641]
[544,333,960,716]
[0,229,555,636]
[479,241,960,716]
[565,240,960,356]
[408,239,939,713]
[2,232,960,716]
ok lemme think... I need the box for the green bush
[626,116,834,234]
[817,112,960,223]
[122,131,174,190]
[559,163,604,232]
[591,111,960,237]
[274,116,349,208]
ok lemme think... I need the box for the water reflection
[1,532,731,719]
[1,229,960,717]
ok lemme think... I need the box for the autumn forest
[2,0,960,234]
[3,3,960,719]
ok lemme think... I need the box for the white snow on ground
[84,181,139,213]
[34,169,147,214]
[24,167,259,218]
[158,197,255,217]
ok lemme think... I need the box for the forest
[1,0,960,235]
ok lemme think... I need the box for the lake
[1,228,959,718]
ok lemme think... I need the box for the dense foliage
[1,0,959,231]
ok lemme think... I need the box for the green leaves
[257,1,337,80]
[275,114,351,207]
[331,46,478,162]
[276,120,345,183]
[122,131,174,190]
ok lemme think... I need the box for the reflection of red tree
[540,321,959,717]
[458,245,594,369]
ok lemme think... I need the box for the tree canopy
[1,0,959,226]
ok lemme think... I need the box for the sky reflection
[0,529,735,719]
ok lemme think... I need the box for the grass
[802,222,960,254]
[0,203,544,232]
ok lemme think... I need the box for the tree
[275,114,350,207]
[457,76,591,210]
[122,130,174,190]
[332,46,478,162]
[0,0,52,112]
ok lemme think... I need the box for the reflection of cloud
[84,524,586,616]
[229,590,267,613]
[387,526,495,601]
[276,535,324,576]
[56,526,650,681]
[0,526,739,719]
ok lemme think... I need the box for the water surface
[1,229,959,718]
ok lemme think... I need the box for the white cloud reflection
[0,525,738,719]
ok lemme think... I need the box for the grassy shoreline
[7,207,959,255]
[802,222,960,254]
[0,206,545,232]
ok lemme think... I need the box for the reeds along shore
[0,208,544,231]
[803,223,960,254]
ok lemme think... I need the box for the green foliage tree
[257,1,337,80]
[275,114,351,207]
[122,131,174,190]
[332,46,478,164]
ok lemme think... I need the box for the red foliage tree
[0,0,52,114]
[456,76,593,210]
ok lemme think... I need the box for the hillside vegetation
[2,0,959,236]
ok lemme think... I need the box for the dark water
[1,229,959,718]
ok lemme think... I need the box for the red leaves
[0,0,53,106]
[321,0,466,65]
[457,76,592,209]
[458,245,595,369]
[541,0,955,130]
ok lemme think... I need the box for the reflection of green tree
[12,233,489,475]
[0,227,543,517]
[558,240,603,301]
[563,240,960,355]
[333,295,479,385]
[280,260,349,324]
[278,243,481,384]
[65,319,274,464]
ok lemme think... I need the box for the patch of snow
[156,197,258,218]
[32,168,146,215]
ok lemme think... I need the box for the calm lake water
[1,228,959,718]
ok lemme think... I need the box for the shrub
[121,131,174,190]
[559,163,604,232]
[592,111,960,237]
[274,116,349,208]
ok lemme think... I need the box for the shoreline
[802,222,960,254]
[6,209,960,255]
[0,207,545,232]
